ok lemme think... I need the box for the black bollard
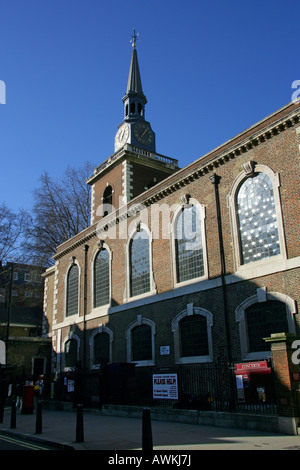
[10,399,16,429]
[142,408,153,451]
[35,400,42,434]
[76,404,84,443]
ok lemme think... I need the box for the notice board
[152,373,178,400]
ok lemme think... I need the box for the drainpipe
[83,244,89,400]
[209,174,232,363]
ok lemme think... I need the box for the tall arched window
[175,204,204,283]
[129,229,150,297]
[236,173,280,264]
[66,264,79,317]
[94,249,110,308]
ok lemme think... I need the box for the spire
[115,29,155,153]
[125,28,146,102]
[126,47,143,95]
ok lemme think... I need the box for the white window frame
[64,259,81,320]
[125,315,156,367]
[172,303,213,364]
[235,290,296,361]
[89,325,113,369]
[90,242,112,316]
[170,198,208,288]
[124,223,157,302]
[62,333,80,371]
[227,163,287,275]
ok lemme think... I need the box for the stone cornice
[86,144,179,186]
[133,104,300,205]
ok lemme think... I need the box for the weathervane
[130,28,139,48]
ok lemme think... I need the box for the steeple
[114,29,155,153]
[126,30,145,97]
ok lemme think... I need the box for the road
[0,431,62,450]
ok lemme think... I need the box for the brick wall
[44,101,300,373]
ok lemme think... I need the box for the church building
[42,32,300,407]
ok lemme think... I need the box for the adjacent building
[0,262,51,387]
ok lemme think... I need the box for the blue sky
[1,0,299,213]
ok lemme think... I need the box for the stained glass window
[236,173,280,264]
[129,230,150,297]
[94,249,110,307]
[66,265,79,317]
[175,205,204,283]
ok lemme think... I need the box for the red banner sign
[235,360,271,375]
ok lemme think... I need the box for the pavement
[1,404,300,452]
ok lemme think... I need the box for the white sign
[235,374,245,403]
[153,373,178,400]
[67,380,74,392]
[160,346,170,355]
[0,340,5,365]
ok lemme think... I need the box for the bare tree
[26,161,95,266]
[0,203,30,264]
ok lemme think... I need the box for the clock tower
[87,30,178,224]
[115,29,156,152]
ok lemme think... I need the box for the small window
[66,265,79,317]
[130,103,135,114]
[103,186,113,216]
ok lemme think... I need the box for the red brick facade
[42,101,300,411]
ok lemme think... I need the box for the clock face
[115,124,129,149]
[133,122,154,146]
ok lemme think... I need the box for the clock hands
[140,128,149,138]
[119,128,126,141]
